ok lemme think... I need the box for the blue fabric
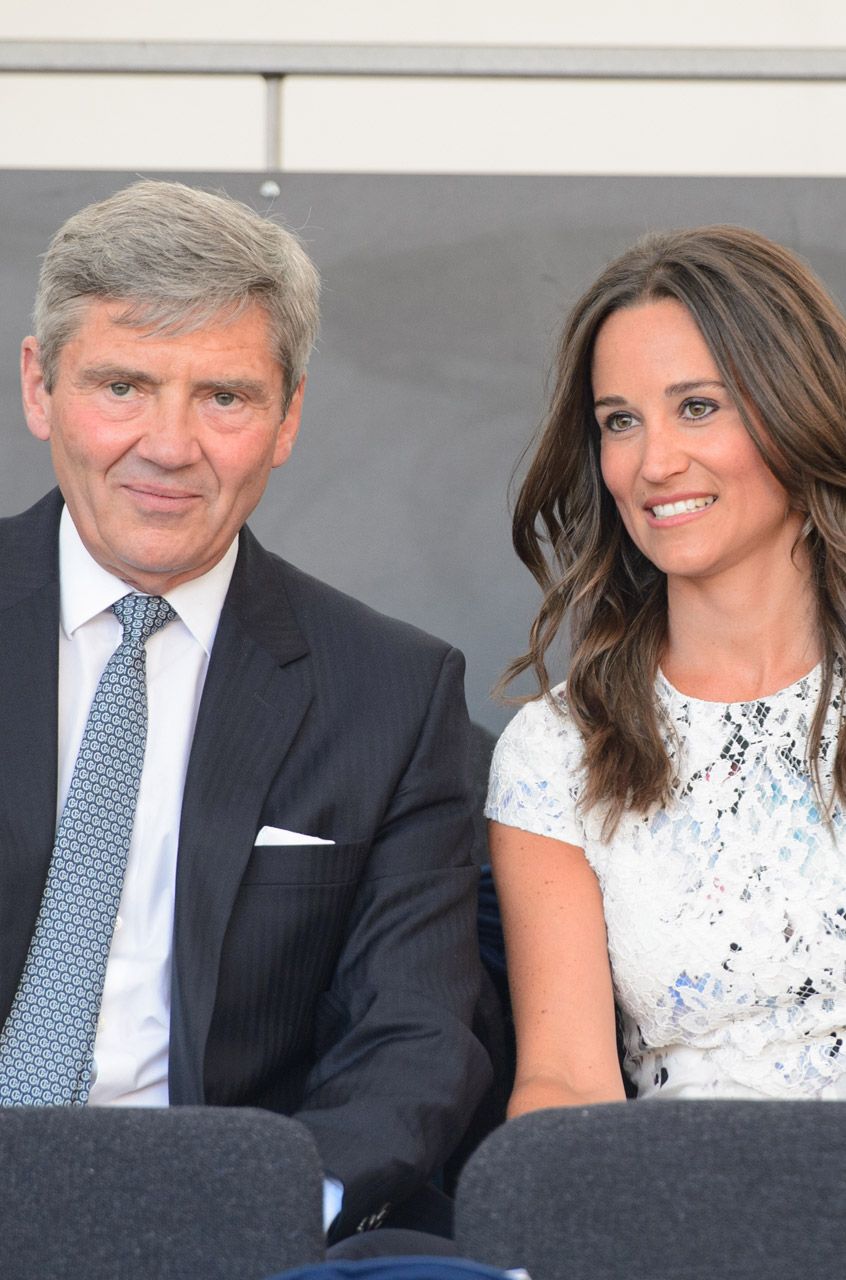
[270,1259,518,1279]
[477,864,506,978]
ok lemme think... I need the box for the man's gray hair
[33,179,320,410]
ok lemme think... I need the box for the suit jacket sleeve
[291,644,492,1239]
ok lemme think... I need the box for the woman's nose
[638,420,689,484]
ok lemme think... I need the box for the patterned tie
[0,592,176,1106]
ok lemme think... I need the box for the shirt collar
[59,506,239,656]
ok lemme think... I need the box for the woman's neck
[661,553,821,702]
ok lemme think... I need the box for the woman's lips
[643,495,717,526]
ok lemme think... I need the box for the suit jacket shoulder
[0,489,62,604]
[225,524,463,753]
[233,523,455,668]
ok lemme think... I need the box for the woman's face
[591,297,803,589]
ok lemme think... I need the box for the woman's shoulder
[486,683,587,845]
[495,681,576,750]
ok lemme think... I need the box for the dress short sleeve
[485,685,586,849]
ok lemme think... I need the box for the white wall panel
[2,0,846,45]
[280,77,846,174]
[0,74,265,169]
[3,3,846,174]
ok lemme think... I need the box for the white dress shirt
[57,507,237,1107]
[56,510,343,1230]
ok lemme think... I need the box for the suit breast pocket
[239,839,369,886]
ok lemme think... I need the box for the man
[0,180,490,1245]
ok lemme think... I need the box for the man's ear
[272,374,306,469]
[20,337,53,442]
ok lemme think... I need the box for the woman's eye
[604,411,636,433]
[682,399,715,420]
[108,382,133,397]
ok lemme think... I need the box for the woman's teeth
[650,496,716,520]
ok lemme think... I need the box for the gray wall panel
[2,171,845,730]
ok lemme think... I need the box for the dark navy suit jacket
[0,490,490,1239]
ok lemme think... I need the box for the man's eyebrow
[75,364,162,387]
[192,378,272,400]
[74,368,273,400]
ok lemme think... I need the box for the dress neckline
[656,662,823,709]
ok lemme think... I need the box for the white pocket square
[255,825,336,846]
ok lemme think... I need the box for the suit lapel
[169,527,312,1103]
[0,492,61,1022]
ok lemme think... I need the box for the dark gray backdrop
[1,171,844,730]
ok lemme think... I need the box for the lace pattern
[486,667,846,1099]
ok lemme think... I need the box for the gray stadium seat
[0,1105,324,1279]
[454,1099,846,1280]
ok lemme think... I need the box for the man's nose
[134,396,203,468]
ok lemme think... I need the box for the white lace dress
[486,666,846,1099]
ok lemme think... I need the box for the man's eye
[213,392,238,407]
[108,382,133,397]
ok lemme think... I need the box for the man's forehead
[76,295,269,338]
[55,297,281,372]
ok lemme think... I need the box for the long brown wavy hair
[504,225,846,835]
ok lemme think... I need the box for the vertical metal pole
[264,74,282,170]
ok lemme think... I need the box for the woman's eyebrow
[594,379,726,410]
[665,379,726,397]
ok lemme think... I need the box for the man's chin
[103,547,203,594]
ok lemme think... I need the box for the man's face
[21,299,303,594]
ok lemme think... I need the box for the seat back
[454,1100,846,1280]
[0,1106,324,1279]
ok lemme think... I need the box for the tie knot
[112,593,177,646]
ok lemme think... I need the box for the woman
[486,226,846,1115]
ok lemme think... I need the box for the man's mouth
[125,484,199,501]
[648,496,716,521]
